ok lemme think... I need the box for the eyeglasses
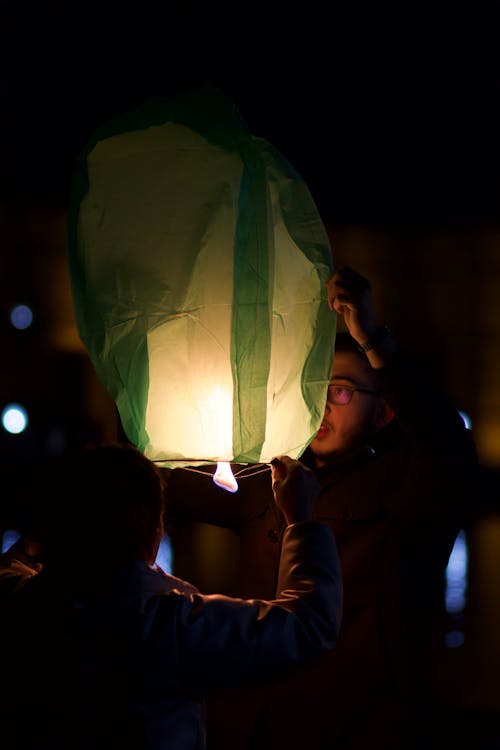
[327,383,379,406]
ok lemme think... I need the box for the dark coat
[167,348,479,749]
[0,523,341,750]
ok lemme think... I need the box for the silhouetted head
[38,442,167,574]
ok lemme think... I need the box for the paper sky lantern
[67,86,336,488]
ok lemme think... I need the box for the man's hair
[334,331,369,360]
[40,442,167,570]
[334,331,374,367]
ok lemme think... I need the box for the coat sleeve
[152,520,342,696]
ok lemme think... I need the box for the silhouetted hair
[40,442,167,571]
[333,331,379,381]
[334,331,369,361]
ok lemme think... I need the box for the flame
[213,461,238,493]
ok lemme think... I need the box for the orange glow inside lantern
[66,87,336,494]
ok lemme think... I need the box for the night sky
[2,4,500,226]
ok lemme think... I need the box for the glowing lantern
[67,86,336,489]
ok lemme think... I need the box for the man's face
[309,350,385,467]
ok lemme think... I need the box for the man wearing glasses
[167,266,478,750]
[310,350,394,467]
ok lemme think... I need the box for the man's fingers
[326,266,370,292]
[270,455,288,483]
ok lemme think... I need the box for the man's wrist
[356,324,391,353]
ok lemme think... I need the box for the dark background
[2,3,499,476]
[2,3,500,226]
[1,4,500,746]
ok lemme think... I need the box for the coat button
[267,529,279,543]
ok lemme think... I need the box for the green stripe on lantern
[231,137,272,463]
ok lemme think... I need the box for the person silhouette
[0,442,341,750]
